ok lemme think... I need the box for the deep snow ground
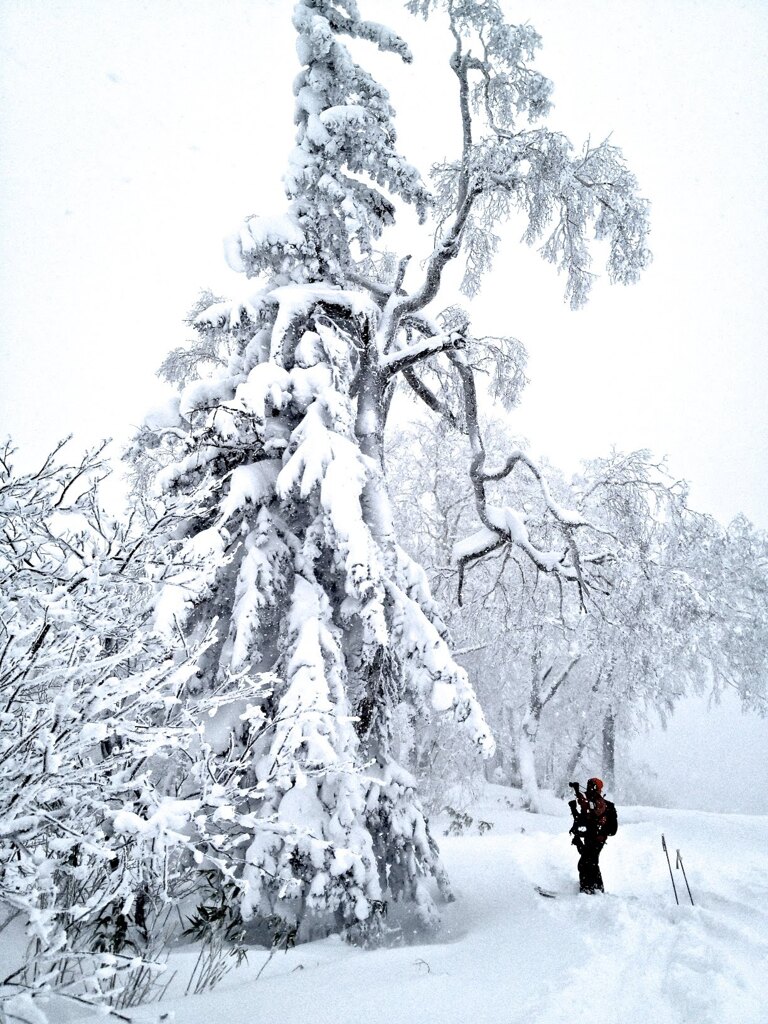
[69,788,768,1024]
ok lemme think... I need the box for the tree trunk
[355,351,395,552]
[602,709,616,792]
[518,701,543,813]
[556,664,607,797]
[557,728,590,797]
[503,703,520,786]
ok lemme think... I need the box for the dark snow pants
[577,839,605,893]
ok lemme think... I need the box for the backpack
[603,800,618,837]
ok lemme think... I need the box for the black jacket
[569,796,618,845]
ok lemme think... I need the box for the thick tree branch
[381,331,465,378]
[447,349,591,605]
[480,450,589,528]
[348,255,412,306]
[347,270,392,303]
[402,368,461,429]
[540,655,581,707]
[456,533,505,607]
[389,184,481,330]
[450,35,473,209]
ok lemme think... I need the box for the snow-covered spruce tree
[134,0,649,940]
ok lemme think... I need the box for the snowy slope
[71,788,767,1024]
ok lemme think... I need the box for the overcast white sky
[1,0,766,811]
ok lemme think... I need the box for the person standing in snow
[568,777,618,894]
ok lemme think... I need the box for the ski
[535,885,616,899]
[535,886,559,899]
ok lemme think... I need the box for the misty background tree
[388,419,768,811]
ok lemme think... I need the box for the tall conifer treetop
[226,0,430,285]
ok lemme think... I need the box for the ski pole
[661,834,679,905]
[676,849,694,906]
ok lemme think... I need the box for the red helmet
[587,777,604,792]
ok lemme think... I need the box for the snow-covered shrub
[0,442,284,1018]
[0,442,209,1017]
